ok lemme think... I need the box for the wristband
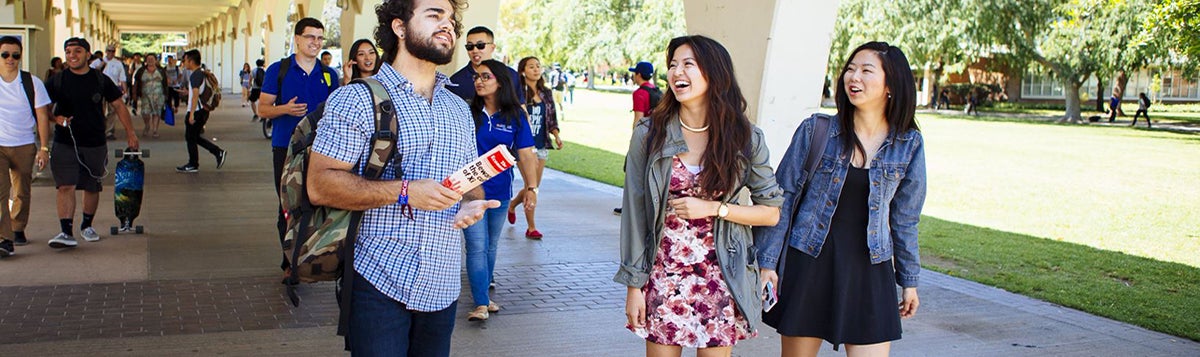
[398,180,409,205]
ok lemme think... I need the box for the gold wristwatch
[717,203,730,219]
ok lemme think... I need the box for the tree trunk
[1062,79,1083,123]
[587,63,596,90]
[1114,70,1129,116]
[1096,77,1106,112]
[922,63,934,108]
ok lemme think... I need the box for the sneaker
[215,150,228,169]
[613,207,622,215]
[467,305,489,321]
[13,232,27,246]
[176,164,199,173]
[81,227,101,242]
[487,301,500,313]
[489,282,495,290]
[0,239,13,257]
[48,233,78,249]
[507,211,516,224]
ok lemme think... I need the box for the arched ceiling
[96,0,242,32]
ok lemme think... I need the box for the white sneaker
[48,233,78,248]
[81,227,101,242]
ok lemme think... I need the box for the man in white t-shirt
[101,44,127,139]
[0,36,53,256]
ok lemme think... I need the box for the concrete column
[52,0,71,58]
[246,0,265,62]
[340,0,380,56]
[232,7,248,88]
[265,0,292,61]
[683,0,840,167]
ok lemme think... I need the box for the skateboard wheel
[136,226,144,234]
[110,226,119,235]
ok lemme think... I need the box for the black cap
[64,37,91,52]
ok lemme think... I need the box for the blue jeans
[349,273,457,356]
[463,200,509,306]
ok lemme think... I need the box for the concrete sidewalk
[1,104,1197,356]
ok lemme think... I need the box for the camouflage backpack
[279,77,398,307]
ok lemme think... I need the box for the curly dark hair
[375,0,466,65]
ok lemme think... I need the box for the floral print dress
[628,157,755,348]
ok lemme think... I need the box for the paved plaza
[1,104,1197,356]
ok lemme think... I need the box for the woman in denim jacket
[755,42,927,356]
[614,35,784,357]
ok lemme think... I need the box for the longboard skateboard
[112,148,149,235]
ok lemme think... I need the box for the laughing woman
[756,41,926,357]
[615,35,783,357]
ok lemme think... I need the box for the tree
[973,0,1152,123]
[120,33,186,58]
[498,0,685,88]
[1144,0,1200,77]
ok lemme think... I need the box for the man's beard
[405,30,453,65]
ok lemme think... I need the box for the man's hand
[407,179,463,211]
[126,132,139,151]
[187,112,194,125]
[283,97,308,117]
[35,150,48,171]
[453,199,501,229]
[54,115,71,126]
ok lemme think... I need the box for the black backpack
[642,83,663,116]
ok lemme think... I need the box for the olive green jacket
[613,116,784,330]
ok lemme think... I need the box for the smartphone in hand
[762,281,778,312]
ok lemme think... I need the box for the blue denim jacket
[754,115,926,288]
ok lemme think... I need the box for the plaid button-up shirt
[312,64,477,312]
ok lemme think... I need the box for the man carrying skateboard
[45,37,139,249]
[0,36,53,256]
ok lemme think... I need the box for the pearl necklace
[679,118,710,132]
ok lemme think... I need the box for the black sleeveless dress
[763,167,902,348]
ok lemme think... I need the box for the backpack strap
[20,71,35,120]
[775,113,832,279]
[336,77,399,348]
[276,57,291,105]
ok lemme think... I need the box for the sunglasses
[0,52,20,60]
[472,72,494,82]
[464,42,491,51]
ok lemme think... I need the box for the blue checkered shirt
[311,64,477,312]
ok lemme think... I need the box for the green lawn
[549,89,1200,341]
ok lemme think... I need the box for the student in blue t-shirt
[255,17,339,274]
[463,60,541,322]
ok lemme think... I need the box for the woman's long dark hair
[518,56,547,104]
[645,35,752,198]
[470,59,524,131]
[349,39,380,80]
[834,41,918,161]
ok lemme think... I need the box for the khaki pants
[0,144,36,239]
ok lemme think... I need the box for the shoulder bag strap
[776,113,832,277]
[20,71,35,120]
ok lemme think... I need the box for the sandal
[467,305,489,321]
[525,229,543,239]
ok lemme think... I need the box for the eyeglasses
[299,34,326,43]
[0,52,20,60]
[464,42,491,51]
[473,72,494,82]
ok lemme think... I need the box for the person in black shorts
[248,59,264,121]
[45,37,140,249]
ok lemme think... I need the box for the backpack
[197,69,221,111]
[767,114,831,284]
[278,77,398,344]
[641,83,663,117]
[252,67,265,89]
